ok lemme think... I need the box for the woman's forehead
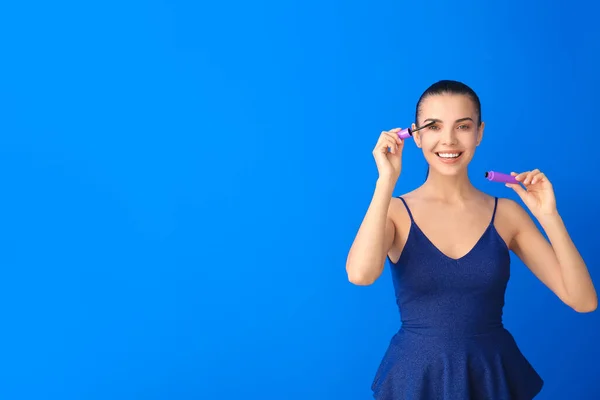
[420,94,478,119]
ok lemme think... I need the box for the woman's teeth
[436,152,462,159]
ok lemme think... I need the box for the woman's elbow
[569,292,598,313]
[348,272,377,286]
[346,263,382,286]
[574,298,598,313]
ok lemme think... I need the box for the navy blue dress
[372,197,544,399]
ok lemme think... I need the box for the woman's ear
[476,121,485,146]
[412,122,423,148]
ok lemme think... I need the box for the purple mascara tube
[397,127,414,140]
[396,121,436,140]
[485,171,518,184]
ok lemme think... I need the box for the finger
[383,130,403,145]
[381,128,401,136]
[531,172,545,185]
[386,137,400,154]
[528,171,541,183]
[512,171,528,182]
[379,137,398,154]
[376,133,393,147]
[374,136,388,154]
[524,169,541,185]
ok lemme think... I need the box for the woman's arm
[506,170,597,312]
[346,177,396,286]
[508,201,597,312]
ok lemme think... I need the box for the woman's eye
[428,125,439,130]
[458,124,470,130]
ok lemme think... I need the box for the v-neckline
[410,221,493,262]
[398,195,499,263]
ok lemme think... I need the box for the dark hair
[415,80,482,179]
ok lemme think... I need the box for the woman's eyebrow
[423,117,474,123]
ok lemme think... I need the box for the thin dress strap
[398,196,415,223]
[490,196,498,225]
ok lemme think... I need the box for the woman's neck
[421,169,479,203]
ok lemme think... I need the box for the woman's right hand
[372,128,404,181]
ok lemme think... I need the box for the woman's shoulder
[489,193,526,213]
[393,188,422,202]
[495,195,531,224]
[470,189,523,209]
[387,190,419,224]
[473,191,530,222]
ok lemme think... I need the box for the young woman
[346,80,597,399]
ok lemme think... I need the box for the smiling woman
[345,80,597,400]
[413,81,484,180]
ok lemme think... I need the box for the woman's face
[413,93,484,176]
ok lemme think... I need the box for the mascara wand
[397,121,436,140]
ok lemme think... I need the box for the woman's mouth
[435,152,463,163]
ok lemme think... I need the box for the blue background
[1,0,599,399]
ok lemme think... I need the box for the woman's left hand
[505,169,558,218]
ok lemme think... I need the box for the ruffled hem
[371,328,543,400]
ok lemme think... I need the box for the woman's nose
[440,129,458,145]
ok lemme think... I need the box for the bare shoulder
[388,189,419,222]
[385,190,418,263]
[495,197,532,224]
[494,196,535,248]
[497,196,526,213]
